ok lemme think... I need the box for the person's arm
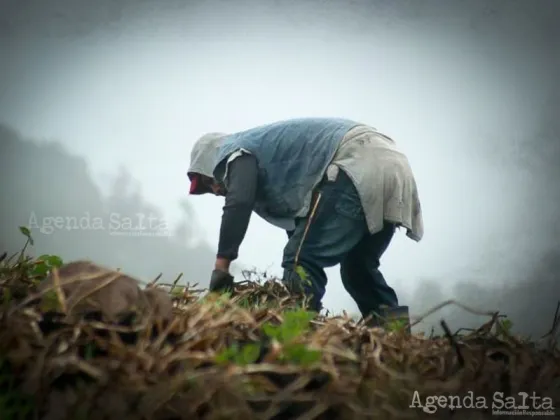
[214,153,258,271]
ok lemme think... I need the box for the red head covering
[188,173,211,195]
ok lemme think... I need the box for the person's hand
[209,269,234,293]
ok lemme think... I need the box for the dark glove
[209,269,234,293]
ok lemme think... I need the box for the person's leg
[282,169,368,312]
[340,222,398,319]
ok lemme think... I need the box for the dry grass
[0,249,559,420]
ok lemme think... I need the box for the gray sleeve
[216,153,258,261]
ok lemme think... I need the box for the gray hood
[187,132,229,178]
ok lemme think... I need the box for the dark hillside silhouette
[0,124,216,284]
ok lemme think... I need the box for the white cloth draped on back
[328,125,423,241]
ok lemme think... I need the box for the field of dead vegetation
[0,227,558,420]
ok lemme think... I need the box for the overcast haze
[1,0,559,336]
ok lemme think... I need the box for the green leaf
[279,310,314,342]
[298,349,322,366]
[386,319,407,332]
[262,323,281,340]
[36,254,63,268]
[31,263,49,277]
[215,344,240,365]
[19,226,34,245]
[262,310,316,345]
[295,265,310,286]
[279,325,299,342]
[498,318,513,334]
[235,343,261,366]
[214,353,229,364]
[282,343,322,366]
[19,226,31,238]
[46,255,63,267]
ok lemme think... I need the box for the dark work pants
[281,169,398,318]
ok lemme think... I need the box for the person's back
[213,118,360,225]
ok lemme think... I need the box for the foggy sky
[1,0,559,336]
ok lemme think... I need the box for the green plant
[17,226,33,259]
[214,309,322,367]
[0,228,64,307]
[18,226,63,284]
[496,317,513,336]
[29,254,63,283]
[385,319,408,333]
[215,342,261,366]
[295,265,312,287]
[263,309,314,343]
[262,309,322,366]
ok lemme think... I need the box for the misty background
[1,0,559,337]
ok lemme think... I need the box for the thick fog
[1,0,559,336]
